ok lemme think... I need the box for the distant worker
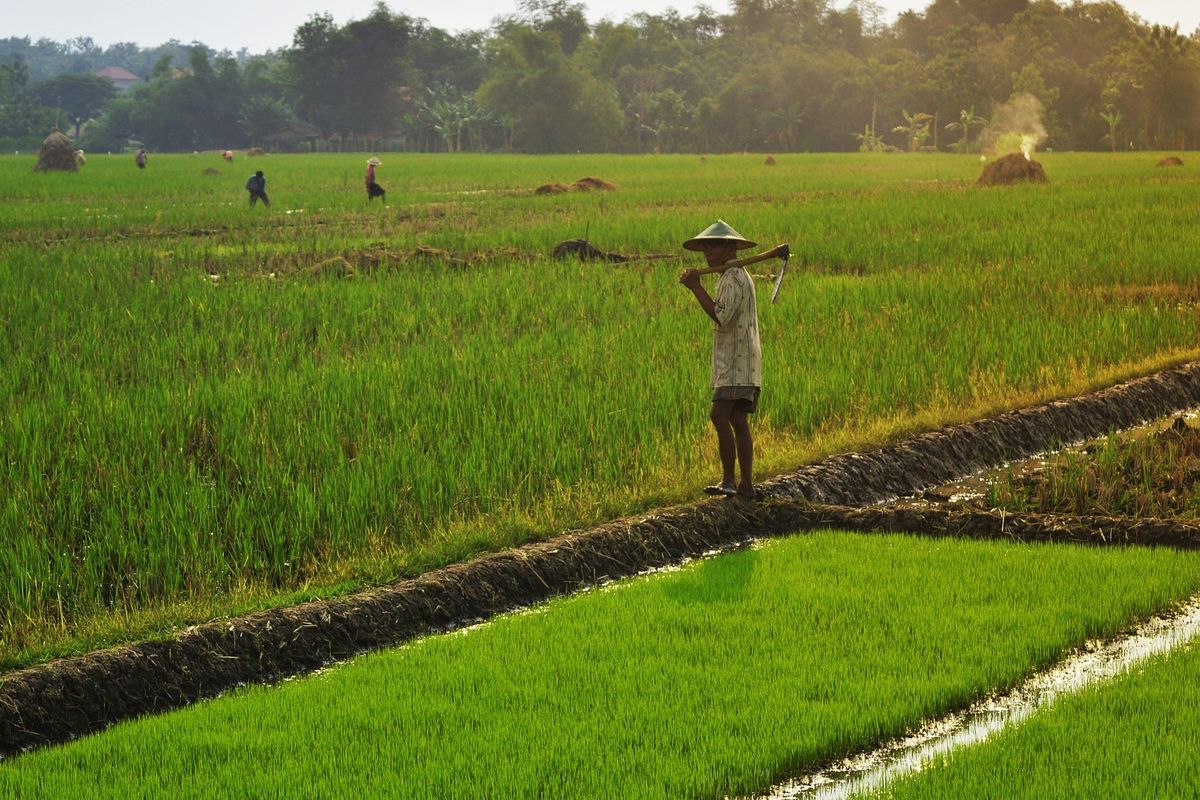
[246,170,270,207]
[135,147,147,169]
[365,157,386,201]
[74,149,86,167]
[679,220,784,502]
[223,150,234,161]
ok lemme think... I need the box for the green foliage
[945,106,986,153]
[31,72,116,137]
[239,96,295,147]
[0,61,52,140]
[893,108,934,151]
[9,0,1200,153]
[77,96,135,151]
[879,641,1200,799]
[987,424,1200,519]
[3,152,1200,665]
[478,25,622,152]
[2,532,1197,797]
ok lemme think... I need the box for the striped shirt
[711,266,762,388]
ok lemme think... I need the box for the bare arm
[694,243,789,276]
[679,269,720,323]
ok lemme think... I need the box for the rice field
[2,531,1197,799]
[876,642,1200,800]
[3,151,1200,666]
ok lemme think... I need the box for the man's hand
[679,268,703,290]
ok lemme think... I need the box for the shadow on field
[6,360,1200,756]
[663,547,759,606]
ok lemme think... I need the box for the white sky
[0,0,1196,53]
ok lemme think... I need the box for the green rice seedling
[5,153,1200,664]
[1,532,1197,799]
[874,642,1200,800]
[985,421,1200,518]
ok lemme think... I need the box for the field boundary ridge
[4,359,1200,756]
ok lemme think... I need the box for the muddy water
[753,597,1200,800]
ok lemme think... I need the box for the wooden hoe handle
[696,243,789,275]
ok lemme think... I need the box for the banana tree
[1099,107,1123,152]
[945,107,987,153]
[892,109,933,152]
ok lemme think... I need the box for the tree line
[1,0,1197,154]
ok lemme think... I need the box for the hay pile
[202,167,221,176]
[977,153,1047,186]
[411,245,466,267]
[552,239,629,263]
[533,177,617,194]
[764,155,777,166]
[570,176,616,191]
[33,129,78,172]
[246,147,265,157]
[1157,156,1184,167]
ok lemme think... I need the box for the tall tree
[33,72,117,137]
[478,25,622,152]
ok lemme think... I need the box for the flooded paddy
[756,596,1200,800]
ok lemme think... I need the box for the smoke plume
[980,93,1048,159]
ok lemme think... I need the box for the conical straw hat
[367,157,381,166]
[682,219,757,251]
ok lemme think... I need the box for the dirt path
[4,359,1200,756]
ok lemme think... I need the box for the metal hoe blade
[771,245,790,303]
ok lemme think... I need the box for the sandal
[703,484,738,497]
[732,488,763,501]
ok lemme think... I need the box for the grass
[4,152,1200,667]
[1,531,1198,799]
[986,418,1200,518]
[875,642,1200,800]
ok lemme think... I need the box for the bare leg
[710,400,738,488]
[730,409,754,495]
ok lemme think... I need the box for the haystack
[411,245,466,268]
[570,176,617,191]
[202,167,221,176]
[33,129,78,172]
[246,147,265,157]
[764,155,777,166]
[1157,156,1184,167]
[977,153,1047,186]
[552,239,628,263]
[534,182,571,195]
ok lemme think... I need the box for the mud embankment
[765,360,1200,505]
[5,360,1200,756]
[790,504,1200,549]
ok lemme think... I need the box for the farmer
[365,157,386,201]
[679,220,782,501]
[135,147,147,169]
[246,170,270,207]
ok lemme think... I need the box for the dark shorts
[712,385,760,414]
